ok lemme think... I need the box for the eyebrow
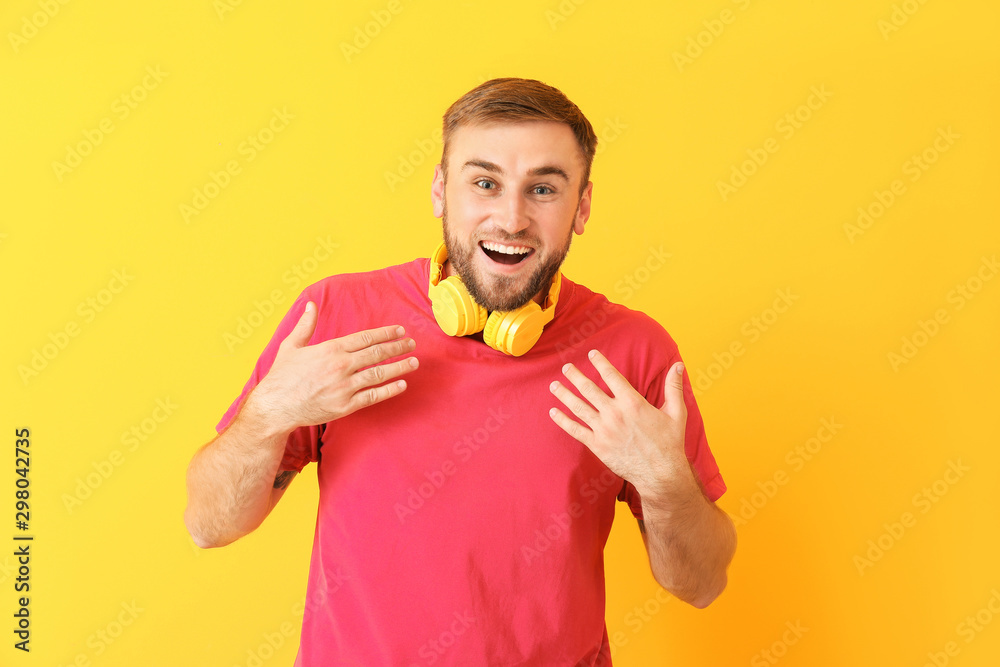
[461,159,570,182]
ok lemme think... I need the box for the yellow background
[2,0,998,665]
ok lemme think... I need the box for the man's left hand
[548,350,691,499]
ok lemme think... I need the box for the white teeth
[481,241,532,255]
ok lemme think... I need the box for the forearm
[640,467,737,608]
[183,395,292,548]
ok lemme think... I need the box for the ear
[573,180,592,235]
[431,164,445,219]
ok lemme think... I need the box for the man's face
[431,120,592,312]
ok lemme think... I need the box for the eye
[532,185,555,195]
[475,179,497,190]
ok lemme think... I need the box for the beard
[442,204,575,313]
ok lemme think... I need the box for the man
[184,78,736,666]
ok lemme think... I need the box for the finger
[337,325,410,354]
[346,377,411,414]
[548,406,594,449]
[661,361,688,420]
[586,349,638,400]
[282,301,318,349]
[560,362,613,411]
[351,355,420,391]
[350,335,417,372]
[549,379,599,424]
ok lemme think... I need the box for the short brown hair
[440,78,598,196]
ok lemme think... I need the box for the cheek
[451,193,492,221]
[539,205,578,240]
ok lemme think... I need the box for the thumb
[661,361,687,421]
[282,301,318,349]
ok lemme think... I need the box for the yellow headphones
[428,242,561,357]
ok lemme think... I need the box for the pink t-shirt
[217,257,726,666]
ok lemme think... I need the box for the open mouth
[479,240,534,266]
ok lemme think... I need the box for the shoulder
[557,275,679,357]
[297,257,429,309]
[301,256,427,293]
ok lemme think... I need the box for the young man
[185,78,735,666]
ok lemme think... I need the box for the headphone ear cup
[482,310,506,353]
[484,303,547,357]
[431,276,488,336]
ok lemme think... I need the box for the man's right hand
[247,301,419,433]
[184,300,419,548]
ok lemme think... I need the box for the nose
[496,192,530,235]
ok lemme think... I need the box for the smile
[479,240,534,266]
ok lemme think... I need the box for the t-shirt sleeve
[617,354,727,520]
[215,290,323,473]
